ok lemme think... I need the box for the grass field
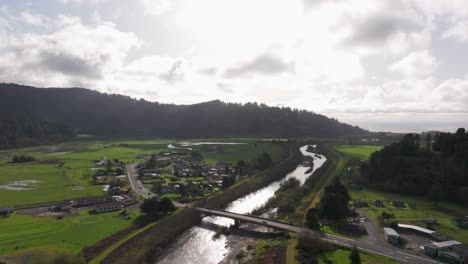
[332,145,383,160]
[0,138,282,206]
[318,248,398,263]
[203,143,284,164]
[0,209,139,256]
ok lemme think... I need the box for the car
[262,220,267,224]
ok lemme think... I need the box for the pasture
[332,145,383,160]
[0,209,139,256]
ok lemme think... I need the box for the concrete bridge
[193,207,305,233]
[191,206,438,264]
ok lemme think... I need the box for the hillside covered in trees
[361,129,468,205]
[0,83,365,149]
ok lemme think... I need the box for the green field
[332,145,383,160]
[0,209,139,256]
[0,138,282,206]
[318,248,397,263]
[203,143,284,164]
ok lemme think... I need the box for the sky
[0,0,468,132]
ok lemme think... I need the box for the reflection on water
[158,145,325,264]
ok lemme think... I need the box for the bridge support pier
[232,219,240,229]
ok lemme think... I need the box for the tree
[158,197,175,213]
[305,208,320,230]
[140,197,175,216]
[222,176,235,189]
[255,152,273,169]
[425,134,433,150]
[380,211,395,221]
[319,179,350,221]
[320,192,349,220]
[179,183,187,197]
[191,151,203,161]
[349,246,361,264]
[140,197,159,215]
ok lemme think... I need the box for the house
[136,154,149,159]
[70,195,113,207]
[94,202,123,213]
[95,169,106,176]
[392,200,405,208]
[95,157,108,166]
[353,199,368,208]
[383,227,399,245]
[424,240,462,257]
[373,200,385,208]
[398,223,446,241]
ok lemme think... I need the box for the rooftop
[398,223,436,234]
[431,240,462,248]
[383,227,399,236]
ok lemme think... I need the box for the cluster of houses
[137,153,250,197]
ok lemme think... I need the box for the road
[194,206,439,264]
[126,163,185,208]
[126,163,152,198]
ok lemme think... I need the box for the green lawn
[332,145,383,160]
[318,248,398,263]
[0,209,139,256]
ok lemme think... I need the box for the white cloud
[140,0,173,16]
[443,19,468,42]
[388,50,438,78]
[0,13,141,88]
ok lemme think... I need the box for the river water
[158,145,326,264]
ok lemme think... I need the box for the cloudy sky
[1,0,468,132]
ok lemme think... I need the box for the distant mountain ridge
[0,83,366,148]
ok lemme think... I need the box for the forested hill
[361,129,468,205]
[0,83,365,148]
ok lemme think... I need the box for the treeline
[0,83,365,149]
[0,116,75,149]
[11,154,35,163]
[361,128,468,205]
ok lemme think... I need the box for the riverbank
[99,143,303,263]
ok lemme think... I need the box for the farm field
[203,143,284,164]
[0,209,139,256]
[332,144,383,160]
[0,138,283,206]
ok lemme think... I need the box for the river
[158,145,326,264]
